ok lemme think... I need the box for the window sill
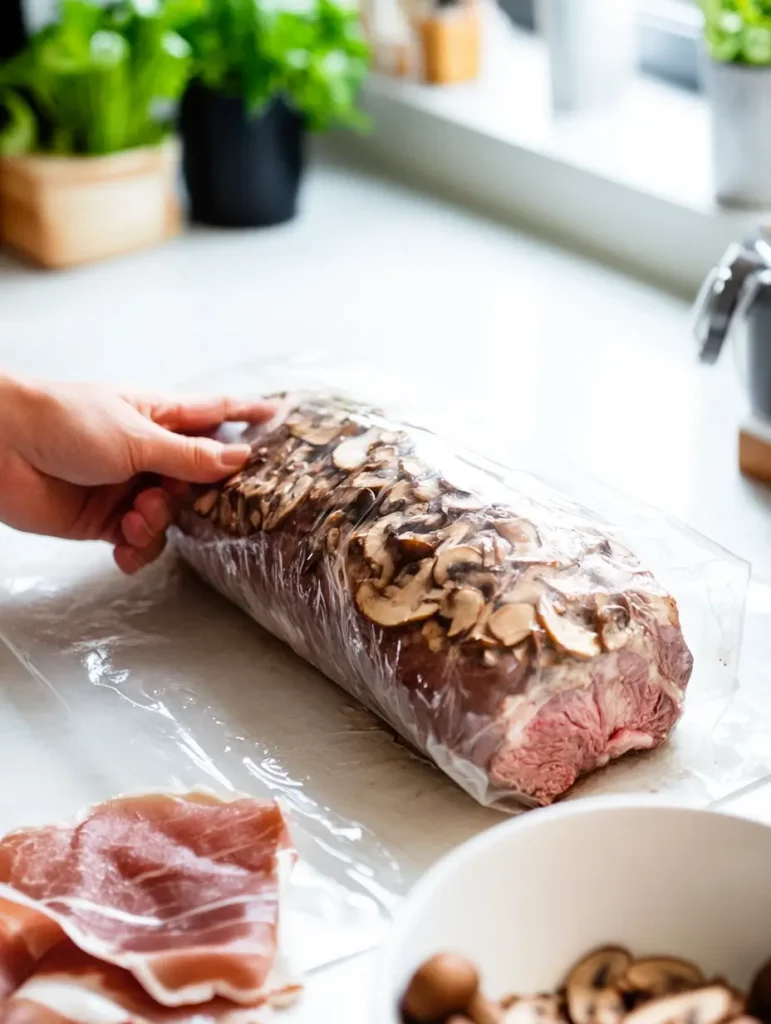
[334,18,761,296]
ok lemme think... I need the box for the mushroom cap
[401,953,480,1023]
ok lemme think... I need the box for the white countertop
[1,153,771,1022]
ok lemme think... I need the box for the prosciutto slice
[2,941,292,1023]
[0,793,299,1022]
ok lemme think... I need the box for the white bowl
[374,796,771,1023]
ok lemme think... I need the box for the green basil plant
[702,0,771,64]
[0,0,192,157]
[173,0,370,131]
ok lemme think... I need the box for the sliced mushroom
[350,471,392,491]
[360,513,402,584]
[469,601,496,646]
[194,489,219,517]
[415,478,442,501]
[622,958,705,999]
[250,475,278,498]
[600,620,633,652]
[333,432,377,472]
[488,603,536,647]
[370,444,399,465]
[537,595,601,659]
[385,479,412,506]
[356,560,440,628]
[502,995,566,1024]
[495,518,540,549]
[290,419,343,446]
[400,457,424,478]
[623,986,741,1024]
[566,947,632,1024]
[445,588,486,637]
[438,521,471,548]
[398,533,438,561]
[309,474,338,502]
[249,509,262,529]
[263,474,313,531]
[482,533,511,567]
[443,493,485,512]
[435,545,484,585]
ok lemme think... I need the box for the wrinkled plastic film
[0,533,392,973]
[172,383,748,809]
[0,354,757,966]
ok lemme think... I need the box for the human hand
[0,375,274,574]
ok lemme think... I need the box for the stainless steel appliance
[695,227,771,421]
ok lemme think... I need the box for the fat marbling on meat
[0,793,299,1021]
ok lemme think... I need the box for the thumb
[136,425,252,483]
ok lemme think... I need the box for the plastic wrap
[173,387,740,810]
[0,356,757,972]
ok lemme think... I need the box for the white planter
[705,59,771,208]
[536,0,635,114]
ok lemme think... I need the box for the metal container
[704,59,771,208]
[694,226,771,419]
[536,0,635,114]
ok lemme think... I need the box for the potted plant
[0,0,192,268]
[175,0,370,229]
[701,0,771,207]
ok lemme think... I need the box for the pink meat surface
[0,793,298,1018]
[490,636,691,803]
[1,940,296,1023]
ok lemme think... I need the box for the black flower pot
[180,82,306,228]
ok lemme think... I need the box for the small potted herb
[0,0,192,269]
[176,0,370,228]
[701,0,771,207]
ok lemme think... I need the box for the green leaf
[744,23,771,60]
[704,0,771,61]
[0,89,38,156]
[176,0,370,130]
[0,0,194,156]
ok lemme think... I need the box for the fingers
[114,487,173,575]
[133,425,252,483]
[114,536,166,575]
[129,394,276,433]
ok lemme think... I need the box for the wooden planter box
[0,140,181,269]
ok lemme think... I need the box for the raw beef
[175,393,695,808]
[0,793,298,1020]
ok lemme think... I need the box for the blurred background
[3,0,771,574]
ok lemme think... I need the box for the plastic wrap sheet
[0,355,758,967]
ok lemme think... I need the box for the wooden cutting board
[739,416,771,484]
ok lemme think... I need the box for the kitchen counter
[1,153,770,1022]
